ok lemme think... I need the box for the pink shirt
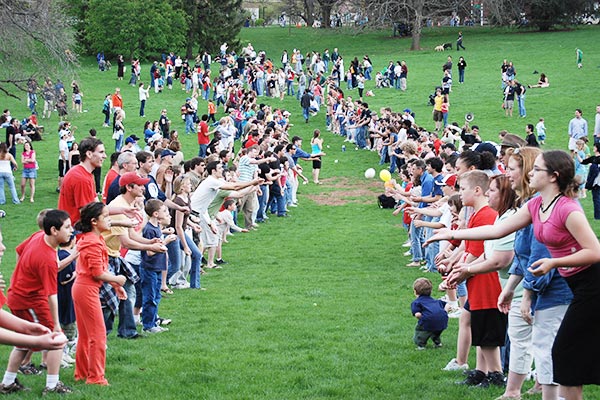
[527,195,589,277]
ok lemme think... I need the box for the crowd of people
[0,40,599,398]
[360,95,600,399]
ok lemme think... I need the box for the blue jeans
[268,187,286,216]
[185,114,194,134]
[356,126,367,149]
[166,237,181,283]
[423,217,439,272]
[140,267,162,330]
[459,69,465,83]
[117,282,138,338]
[0,172,19,204]
[302,107,310,122]
[518,95,526,117]
[198,144,208,157]
[286,81,295,96]
[379,146,388,165]
[593,187,600,219]
[115,135,123,152]
[365,67,372,80]
[184,233,202,289]
[139,99,146,116]
[256,184,268,221]
[410,221,424,262]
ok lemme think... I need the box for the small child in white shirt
[216,199,248,244]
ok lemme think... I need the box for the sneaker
[457,369,486,386]
[402,241,412,247]
[173,281,190,289]
[0,378,30,394]
[447,307,462,319]
[403,250,412,256]
[442,358,469,371]
[487,371,507,387]
[434,343,443,348]
[157,317,172,326]
[215,259,228,265]
[62,352,76,364]
[144,326,168,334]
[416,346,426,350]
[60,358,73,369]
[18,362,42,375]
[42,381,73,395]
[406,261,421,267]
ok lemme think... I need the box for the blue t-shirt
[411,295,448,332]
[419,171,435,208]
[141,222,166,271]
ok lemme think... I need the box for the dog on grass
[434,45,445,52]
[443,42,452,50]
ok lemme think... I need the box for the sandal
[160,288,174,295]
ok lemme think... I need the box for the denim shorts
[22,167,37,179]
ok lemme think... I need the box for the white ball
[364,168,376,179]
[326,145,330,148]
[334,159,338,163]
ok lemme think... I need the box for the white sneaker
[403,250,412,256]
[62,352,75,364]
[447,307,462,319]
[442,358,469,371]
[402,241,412,248]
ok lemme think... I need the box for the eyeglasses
[532,166,549,173]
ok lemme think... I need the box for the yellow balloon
[379,169,392,182]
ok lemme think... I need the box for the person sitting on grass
[528,73,549,88]
[411,277,448,350]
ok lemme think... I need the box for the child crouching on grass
[141,199,176,334]
[410,278,448,350]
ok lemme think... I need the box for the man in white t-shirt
[190,161,262,268]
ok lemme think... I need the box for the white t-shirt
[191,175,224,223]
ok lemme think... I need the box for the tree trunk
[321,5,332,28]
[410,13,423,50]
[304,0,315,26]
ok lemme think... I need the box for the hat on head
[125,137,136,144]
[474,142,499,157]
[119,172,150,187]
[436,174,457,187]
[148,133,162,143]
[403,108,412,113]
[161,149,176,158]
[128,134,141,141]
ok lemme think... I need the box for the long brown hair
[489,175,517,217]
[507,146,541,202]
[541,150,579,198]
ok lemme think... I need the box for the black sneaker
[0,378,30,394]
[474,376,490,388]
[215,259,227,265]
[18,362,42,375]
[487,371,507,387]
[457,369,486,386]
[42,381,73,395]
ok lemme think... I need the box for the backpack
[377,194,396,209]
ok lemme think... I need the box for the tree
[182,0,246,58]
[368,0,470,50]
[315,0,342,28]
[0,0,76,98]
[84,0,187,60]
[281,0,315,27]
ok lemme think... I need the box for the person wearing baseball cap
[119,172,150,187]
[435,174,457,188]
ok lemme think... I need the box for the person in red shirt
[443,171,506,388]
[111,88,122,111]
[197,114,211,158]
[59,137,106,224]
[72,202,126,386]
[1,210,74,395]
[0,228,67,358]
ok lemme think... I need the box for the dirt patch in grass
[304,177,383,206]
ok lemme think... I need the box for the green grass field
[0,25,598,398]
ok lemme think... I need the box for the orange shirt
[208,102,216,114]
